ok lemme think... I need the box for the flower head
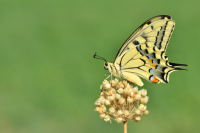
[95,79,149,123]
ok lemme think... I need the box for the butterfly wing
[114,15,187,86]
[115,15,173,60]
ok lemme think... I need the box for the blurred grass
[0,0,199,133]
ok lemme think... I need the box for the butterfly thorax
[105,62,121,78]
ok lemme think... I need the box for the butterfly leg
[105,73,111,80]
[104,73,115,86]
[110,74,113,86]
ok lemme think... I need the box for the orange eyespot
[152,65,157,68]
[150,76,159,83]
[149,60,153,63]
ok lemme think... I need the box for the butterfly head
[93,52,109,70]
[104,62,114,71]
[104,62,108,70]
[93,52,119,77]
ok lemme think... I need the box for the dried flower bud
[124,87,131,95]
[127,97,134,103]
[100,92,104,96]
[117,88,124,94]
[94,100,101,106]
[99,95,105,99]
[135,116,141,121]
[110,80,117,86]
[126,83,130,89]
[138,104,147,112]
[135,94,141,100]
[141,96,149,104]
[109,107,115,113]
[114,78,119,83]
[123,87,129,95]
[124,110,129,117]
[123,80,128,87]
[105,90,112,96]
[119,98,125,104]
[110,88,116,94]
[105,100,111,105]
[108,94,115,101]
[103,80,109,86]
[100,113,106,118]
[105,83,111,89]
[130,92,136,98]
[139,112,143,116]
[101,105,107,113]
[98,98,105,105]
[104,115,111,121]
[98,108,104,114]
[95,107,100,112]
[115,93,121,99]
[133,87,138,93]
[143,110,149,115]
[135,109,141,115]
[118,81,124,88]
[116,117,123,123]
[117,110,123,116]
[139,89,147,96]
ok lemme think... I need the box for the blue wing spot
[146,55,151,59]
[149,68,154,73]
[152,60,155,63]
[140,52,144,56]
[136,47,141,52]
[156,65,159,69]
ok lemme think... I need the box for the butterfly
[94,15,187,86]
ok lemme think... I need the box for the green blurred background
[0,0,199,133]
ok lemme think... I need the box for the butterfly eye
[105,62,108,66]
[104,62,108,70]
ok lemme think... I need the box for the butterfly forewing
[115,15,173,60]
[116,21,175,61]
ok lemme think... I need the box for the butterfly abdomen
[107,62,144,86]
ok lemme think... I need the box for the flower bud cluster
[95,79,149,123]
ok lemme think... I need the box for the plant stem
[124,120,127,133]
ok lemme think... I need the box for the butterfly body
[105,62,121,78]
[95,15,187,86]
[105,62,145,86]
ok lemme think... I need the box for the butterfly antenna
[93,52,107,62]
